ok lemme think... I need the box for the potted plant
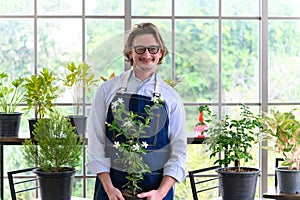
[105,97,160,199]
[0,72,25,137]
[63,61,99,136]
[23,68,59,137]
[22,110,84,200]
[260,108,300,194]
[202,104,263,200]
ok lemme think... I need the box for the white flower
[113,141,120,149]
[111,101,119,110]
[117,97,124,104]
[123,120,133,127]
[132,143,140,151]
[141,141,149,149]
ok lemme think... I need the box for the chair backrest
[7,167,39,200]
[189,165,220,200]
[275,158,284,188]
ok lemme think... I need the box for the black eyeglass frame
[132,45,161,54]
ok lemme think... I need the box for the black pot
[33,168,77,200]
[67,115,87,136]
[123,192,144,200]
[217,167,260,200]
[0,112,22,137]
[276,167,300,193]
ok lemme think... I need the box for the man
[87,22,187,200]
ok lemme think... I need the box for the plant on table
[63,61,99,116]
[0,72,25,113]
[203,104,263,171]
[105,97,164,197]
[23,68,59,119]
[260,109,300,170]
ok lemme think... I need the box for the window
[1,0,300,199]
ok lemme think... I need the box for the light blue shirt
[86,69,187,182]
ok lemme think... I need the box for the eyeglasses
[132,46,160,54]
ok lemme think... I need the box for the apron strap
[119,70,161,97]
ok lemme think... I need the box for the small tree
[204,104,263,171]
[23,68,58,119]
[22,110,84,172]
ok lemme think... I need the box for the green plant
[23,68,59,119]
[203,104,263,171]
[22,110,84,172]
[105,98,164,196]
[63,61,99,116]
[260,109,300,170]
[0,72,25,113]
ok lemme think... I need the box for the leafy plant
[0,72,25,113]
[260,109,300,170]
[22,110,84,172]
[105,98,164,196]
[203,104,263,171]
[63,61,99,116]
[23,68,59,119]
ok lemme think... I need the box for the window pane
[269,0,300,17]
[85,0,124,15]
[175,0,218,16]
[0,0,33,15]
[86,19,124,85]
[37,18,82,106]
[268,20,300,103]
[222,0,259,16]
[175,19,218,103]
[37,0,82,15]
[222,20,259,103]
[0,19,34,78]
[132,0,171,16]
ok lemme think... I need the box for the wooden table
[263,188,300,199]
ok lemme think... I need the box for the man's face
[129,34,162,73]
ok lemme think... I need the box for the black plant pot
[0,112,22,137]
[28,118,38,138]
[123,192,144,200]
[276,167,300,193]
[33,168,77,200]
[217,167,260,200]
[67,115,87,136]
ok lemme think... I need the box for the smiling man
[87,22,187,200]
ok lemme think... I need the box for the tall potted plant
[203,104,263,200]
[22,110,84,200]
[0,72,25,137]
[63,61,99,136]
[105,97,163,199]
[23,68,59,137]
[260,109,300,193]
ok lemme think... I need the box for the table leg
[0,144,3,200]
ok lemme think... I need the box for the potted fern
[0,72,25,137]
[260,108,300,194]
[202,104,263,200]
[23,68,59,137]
[22,110,84,200]
[63,61,99,136]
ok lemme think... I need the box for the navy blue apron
[93,72,174,200]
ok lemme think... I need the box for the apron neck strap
[119,70,161,96]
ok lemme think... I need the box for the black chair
[275,158,284,188]
[7,167,39,200]
[189,165,220,200]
